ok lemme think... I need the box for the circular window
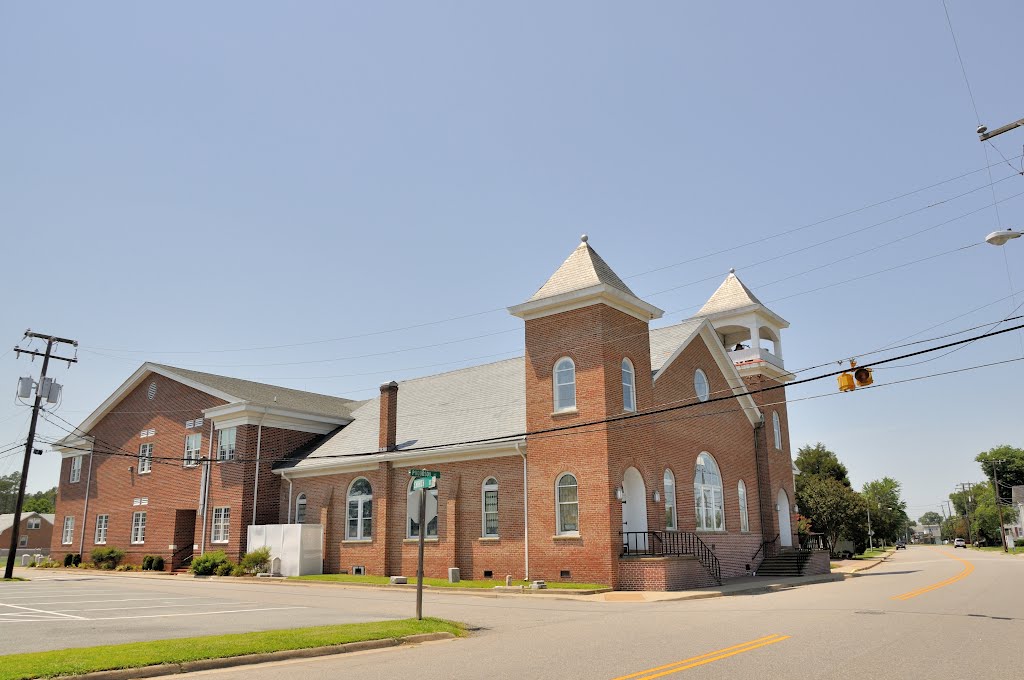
[694,369,710,402]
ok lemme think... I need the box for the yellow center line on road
[609,634,791,680]
[891,550,974,601]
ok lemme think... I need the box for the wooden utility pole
[988,461,1008,553]
[5,331,77,580]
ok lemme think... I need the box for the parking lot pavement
[0,571,402,655]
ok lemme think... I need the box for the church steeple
[509,235,663,321]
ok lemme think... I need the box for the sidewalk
[830,548,896,575]
[580,572,845,603]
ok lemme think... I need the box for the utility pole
[5,330,77,580]
[957,483,975,546]
[988,460,1008,553]
[977,118,1024,142]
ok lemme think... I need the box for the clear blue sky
[2,2,1022,521]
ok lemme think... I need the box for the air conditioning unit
[352,565,365,576]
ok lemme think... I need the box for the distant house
[52,238,809,589]
[0,512,54,555]
[1005,485,1024,544]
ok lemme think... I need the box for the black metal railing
[750,534,779,566]
[620,531,722,584]
[800,533,830,552]
[171,545,194,571]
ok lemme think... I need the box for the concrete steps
[755,551,812,577]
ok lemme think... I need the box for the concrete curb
[68,632,457,680]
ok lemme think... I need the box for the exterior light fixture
[985,229,1020,246]
[615,486,625,502]
[653,490,661,503]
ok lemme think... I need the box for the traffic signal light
[838,360,874,392]
[853,366,873,387]
[838,372,856,392]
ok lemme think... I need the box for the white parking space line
[87,606,308,621]
[55,602,257,613]
[0,591,123,600]
[0,602,86,620]
[8,596,211,605]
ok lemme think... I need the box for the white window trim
[553,357,577,412]
[28,518,41,530]
[138,443,153,474]
[694,369,710,403]
[482,477,499,538]
[664,469,677,531]
[347,478,374,540]
[622,358,636,413]
[555,472,580,536]
[211,506,230,544]
[694,452,726,532]
[18,535,28,547]
[773,412,783,450]
[131,511,147,544]
[295,493,307,524]
[406,478,438,539]
[184,433,202,467]
[61,516,74,545]
[738,480,750,533]
[70,456,82,483]
[94,514,109,545]
[217,427,237,461]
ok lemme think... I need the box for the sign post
[409,469,440,620]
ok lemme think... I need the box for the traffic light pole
[5,332,77,580]
[416,485,426,620]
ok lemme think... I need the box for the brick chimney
[378,381,399,452]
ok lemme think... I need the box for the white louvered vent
[133,498,141,506]
[195,418,204,428]
[186,420,194,429]
[141,497,149,505]
[147,382,157,400]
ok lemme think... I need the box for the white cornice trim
[275,440,525,478]
[651,320,762,427]
[508,283,664,322]
[202,403,351,435]
[735,361,794,383]
[56,435,94,458]
[702,304,790,329]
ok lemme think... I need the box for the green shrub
[116,564,136,571]
[240,547,272,575]
[151,555,165,571]
[190,550,231,576]
[36,559,61,569]
[63,553,74,567]
[142,555,154,570]
[25,562,35,568]
[231,565,246,577]
[91,547,126,570]
[72,553,82,567]
[215,562,234,577]
[1015,538,1024,548]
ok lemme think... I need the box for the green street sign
[409,469,440,478]
[412,476,437,491]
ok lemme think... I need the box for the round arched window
[694,369,710,402]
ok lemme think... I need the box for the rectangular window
[131,511,147,544]
[217,428,236,461]
[70,456,82,483]
[19,535,28,547]
[62,516,74,544]
[483,484,498,537]
[94,514,109,544]
[138,443,153,474]
[184,433,202,467]
[28,518,41,530]
[212,506,230,543]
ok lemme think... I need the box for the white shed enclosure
[247,524,323,577]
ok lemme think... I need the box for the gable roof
[0,512,53,534]
[529,238,638,302]
[696,270,764,316]
[54,363,361,450]
[280,357,526,473]
[649,319,705,373]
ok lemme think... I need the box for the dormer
[508,235,663,323]
[697,269,791,382]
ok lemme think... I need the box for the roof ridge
[528,239,637,302]
[150,363,358,403]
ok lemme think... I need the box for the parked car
[895,540,906,550]
[953,538,967,549]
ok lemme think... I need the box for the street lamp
[985,229,1021,246]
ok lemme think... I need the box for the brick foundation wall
[804,550,830,575]
[0,515,53,553]
[617,556,720,591]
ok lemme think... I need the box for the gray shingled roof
[0,512,53,535]
[528,240,638,301]
[696,271,764,316]
[152,364,363,421]
[649,319,706,372]
[285,357,526,470]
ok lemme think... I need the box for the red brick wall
[743,375,797,547]
[1,515,53,553]
[617,556,720,591]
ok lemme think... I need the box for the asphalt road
[3,547,1022,680]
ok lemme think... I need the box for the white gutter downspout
[200,420,214,556]
[516,441,529,580]
[251,409,267,526]
[79,447,94,557]
[286,474,293,524]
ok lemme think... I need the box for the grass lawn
[969,545,1020,554]
[853,548,888,560]
[0,618,463,680]
[289,573,609,590]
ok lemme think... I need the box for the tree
[976,445,1024,504]
[918,511,943,526]
[862,477,910,543]
[22,487,57,514]
[0,472,21,514]
[795,443,851,487]
[952,482,1019,545]
[797,475,863,553]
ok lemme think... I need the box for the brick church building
[53,237,810,589]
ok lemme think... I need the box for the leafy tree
[22,487,57,514]
[951,483,1020,545]
[975,445,1024,504]
[794,443,851,487]
[862,477,910,543]
[0,472,21,513]
[918,511,943,526]
[797,475,863,553]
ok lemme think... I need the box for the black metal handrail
[800,532,830,552]
[750,534,779,566]
[171,544,194,570]
[620,531,721,584]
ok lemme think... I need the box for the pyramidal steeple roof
[509,235,663,321]
[696,270,763,316]
[528,235,637,302]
